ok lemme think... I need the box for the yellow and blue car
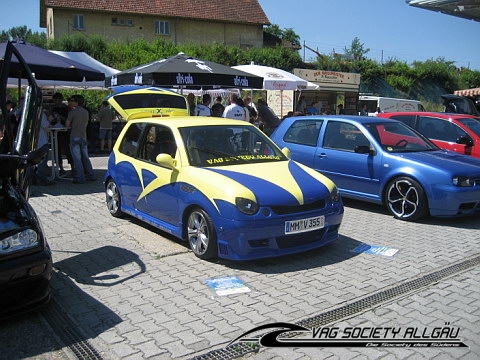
[104,117,344,261]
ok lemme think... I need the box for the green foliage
[344,37,370,61]
[264,25,301,46]
[3,26,480,107]
[0,26,47,47]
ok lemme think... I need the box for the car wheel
[385,177,428,221]
[187,208,217,260]
[106,179,123,217]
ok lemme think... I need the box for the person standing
[337,104,345,115]
[98,100,114,152]
[66,95,96,184]
[256,99,280,136]
[51,92,72,176]
[195,94,212,116]
[187,93,196,116]
[222,93,247,121]
[360,104,368,116]
[35,110,55,186]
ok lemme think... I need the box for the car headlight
[1,229,39,254]
[236,197,258,215]
[330,185,340,202]
[452,176,475,187]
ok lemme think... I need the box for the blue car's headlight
[236,197,258,215]
[1,229,39,254]
[453,176,475,187]
[330,185,340,202]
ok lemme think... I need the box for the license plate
[285,216,325,234]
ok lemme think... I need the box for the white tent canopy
[8,51,119,90]
[232,64,318,91]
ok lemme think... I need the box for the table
[48,127,70,181]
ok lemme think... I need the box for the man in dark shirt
[66,95,96,184]
[257,99,280,136]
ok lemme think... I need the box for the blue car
[271,115,480,221]
[104,117,344,261]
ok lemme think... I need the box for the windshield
[179,125,287,167]
[365,122,438,153]
[458,117,480,137]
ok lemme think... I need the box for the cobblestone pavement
[1,155,479,360]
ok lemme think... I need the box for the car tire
[106,179,123,218]
[187,208,217,260]
[385,176,428,221]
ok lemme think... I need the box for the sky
[2,0,479,70]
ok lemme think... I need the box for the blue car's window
[283,120,323,146]
[179,125,287,167]
[119,123,145,157]
[365,122,437,152]
[323,121,370,152]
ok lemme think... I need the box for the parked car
[270,115,480,221]
[377,111,480,158]
[106,86,189,121]
[441,94,479,116]
[104,117,344,261]
[1,42,52,318]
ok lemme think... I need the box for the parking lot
[2,155,479,360]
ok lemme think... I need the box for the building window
[73,15,84,30]
[155,20,170,35]
[112,18,134,26]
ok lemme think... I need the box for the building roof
[406,0,480,22]
[43,0,270,25]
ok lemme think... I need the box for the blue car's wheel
[187,208,217,260]
[106,179,123,218]
[385,177,428,221]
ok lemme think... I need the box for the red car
[377,112,480,158]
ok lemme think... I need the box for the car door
[276,119,323,168]
[133,124,180,225]
[313,120,383,200]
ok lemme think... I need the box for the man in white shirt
[222,93,247,121]
[195,94,212,116]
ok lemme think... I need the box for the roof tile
[44,0,270,25]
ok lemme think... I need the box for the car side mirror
[155,153,179,171]
[281,147,291,159]
[456,136,474,147]
[354,145,374,155]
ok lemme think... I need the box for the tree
[344,37,370,61]
[264,24,301,47]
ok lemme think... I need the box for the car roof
[377,111,480,119]
[127,116,256,128]
[282,115,401,125]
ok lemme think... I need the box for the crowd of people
[1,89,371,187]
[0,92,115,186]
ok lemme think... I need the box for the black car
[0,42,52,318]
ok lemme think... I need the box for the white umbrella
[232,64,318,91]
[232,63,318,116]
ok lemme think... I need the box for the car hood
[184,160,336,206]
[395,150,480,174]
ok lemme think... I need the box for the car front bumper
[0,248,53,319]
